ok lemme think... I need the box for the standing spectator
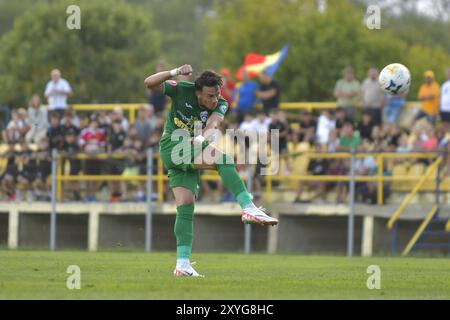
[26,94,48,144]
[78,116,106,202]
[147,62,168,116]
[440,67,450,131]
[44,69,73,119]
[334,67,360,121]
[220,68,235,109]
[256,70,280,116]
[384,92,406,125]
[416,70,440,124]
[357,111,374,141]
[234,71,259,124]
[361,68,385,126]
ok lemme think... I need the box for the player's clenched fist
[171,64,192,77]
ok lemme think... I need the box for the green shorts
[159,134,210,197]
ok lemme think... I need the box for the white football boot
[173,261,204,277]
[241,205,278,226]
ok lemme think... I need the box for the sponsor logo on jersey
[219,104,227,114]
[185,102,193,109]
[200,111,209,123]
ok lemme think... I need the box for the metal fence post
[145,148,153,253]
[347,149,356,257]
[244,165,252,254]
[50,149,57,251]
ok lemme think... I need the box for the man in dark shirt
[256,70,280,116]
[269,109,291,174]
[357,111,374,141]
[47,111,64,150]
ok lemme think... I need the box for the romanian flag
[236,45,289,80]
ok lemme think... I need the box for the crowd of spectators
[1,65,450,204]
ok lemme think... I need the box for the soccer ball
[378,63,411,95]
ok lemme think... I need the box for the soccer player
[144,65,278,277]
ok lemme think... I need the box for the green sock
[174,203,195,259]
[216,154,253,209]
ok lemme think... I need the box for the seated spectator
[16,140,37,201]
[61,111,80,137]
[26,94,48,144]
[316,110,336,147]
[61,106,80,128]
[357,111,373,141]
[108,120,127,202]
[383,123,401,151]
[396,133,413,153]
[134,104,156,148]
[354,140,377,204]
[334,107,347,133]
[78,114,89,131]
[268,109,290,174]
[336,121,361,151]
[110,107,129,131]
[47,111,64,150]
[3,109,30,143]
[296,111,317,144]
[33,138,52,201]
[1,142,18,201]
[78,115,106,201]
[62,129,82,200]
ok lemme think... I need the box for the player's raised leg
[194,144,278,226]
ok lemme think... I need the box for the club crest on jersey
[219,104,227,114]
[200,111,209,123]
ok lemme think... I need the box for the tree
[0,0,161,107]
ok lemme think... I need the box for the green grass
[0,250,449,299]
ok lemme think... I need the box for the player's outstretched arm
[144,64,193,90]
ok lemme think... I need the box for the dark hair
[194,70,223,91]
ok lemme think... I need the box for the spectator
[234,71,259,124]
[440,67,450,131]
[296,111,316,144]
[108,120,127,202]
[397,133,412,153]
[334,67,360,121]
[61,111,80,137]
[1,142,18,201]
[16,140,36,201]
[134,104,156,148]
[47,112,64,150]
[148,61,168,116]
[3,109,30,143]
[256,70,280,116]
[110,107,129,131]
[354,140,377,204]
[33,138,52,201]
[0,104,11,132]
[78,115,106,201]
[316,110,336,147]
[384,92,406,124]
[26,94,48,144]
[220,68,235,109]
[62,129,82,200]
[334,107,348,132]
[78,114,90,131]
[44,69,73,119]
[357,111,373,141]
[268,109,290,174]
[336,121,361,151]
[416,70,440,124]
[61,105,80,128]
[361,68,385,126]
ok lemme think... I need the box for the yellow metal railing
[386,157,442,230]
[402,204,439,256]
[67,101,420,124]
[55,151,443,203]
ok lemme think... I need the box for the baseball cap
[424,70,435,78]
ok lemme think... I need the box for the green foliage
[0,0,161,107]
[205,0,450,101]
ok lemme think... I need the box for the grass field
[0,250,449,299]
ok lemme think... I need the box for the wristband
[169,68,179,77]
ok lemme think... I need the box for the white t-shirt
[250,118,272,134]
[316,114,336,145]
[440,80,450,112]
[44,78,72,110]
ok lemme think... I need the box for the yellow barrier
[55,151,442,203]
[402,204,439,256]
[386,157,442,230]
[69,101,420,124]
